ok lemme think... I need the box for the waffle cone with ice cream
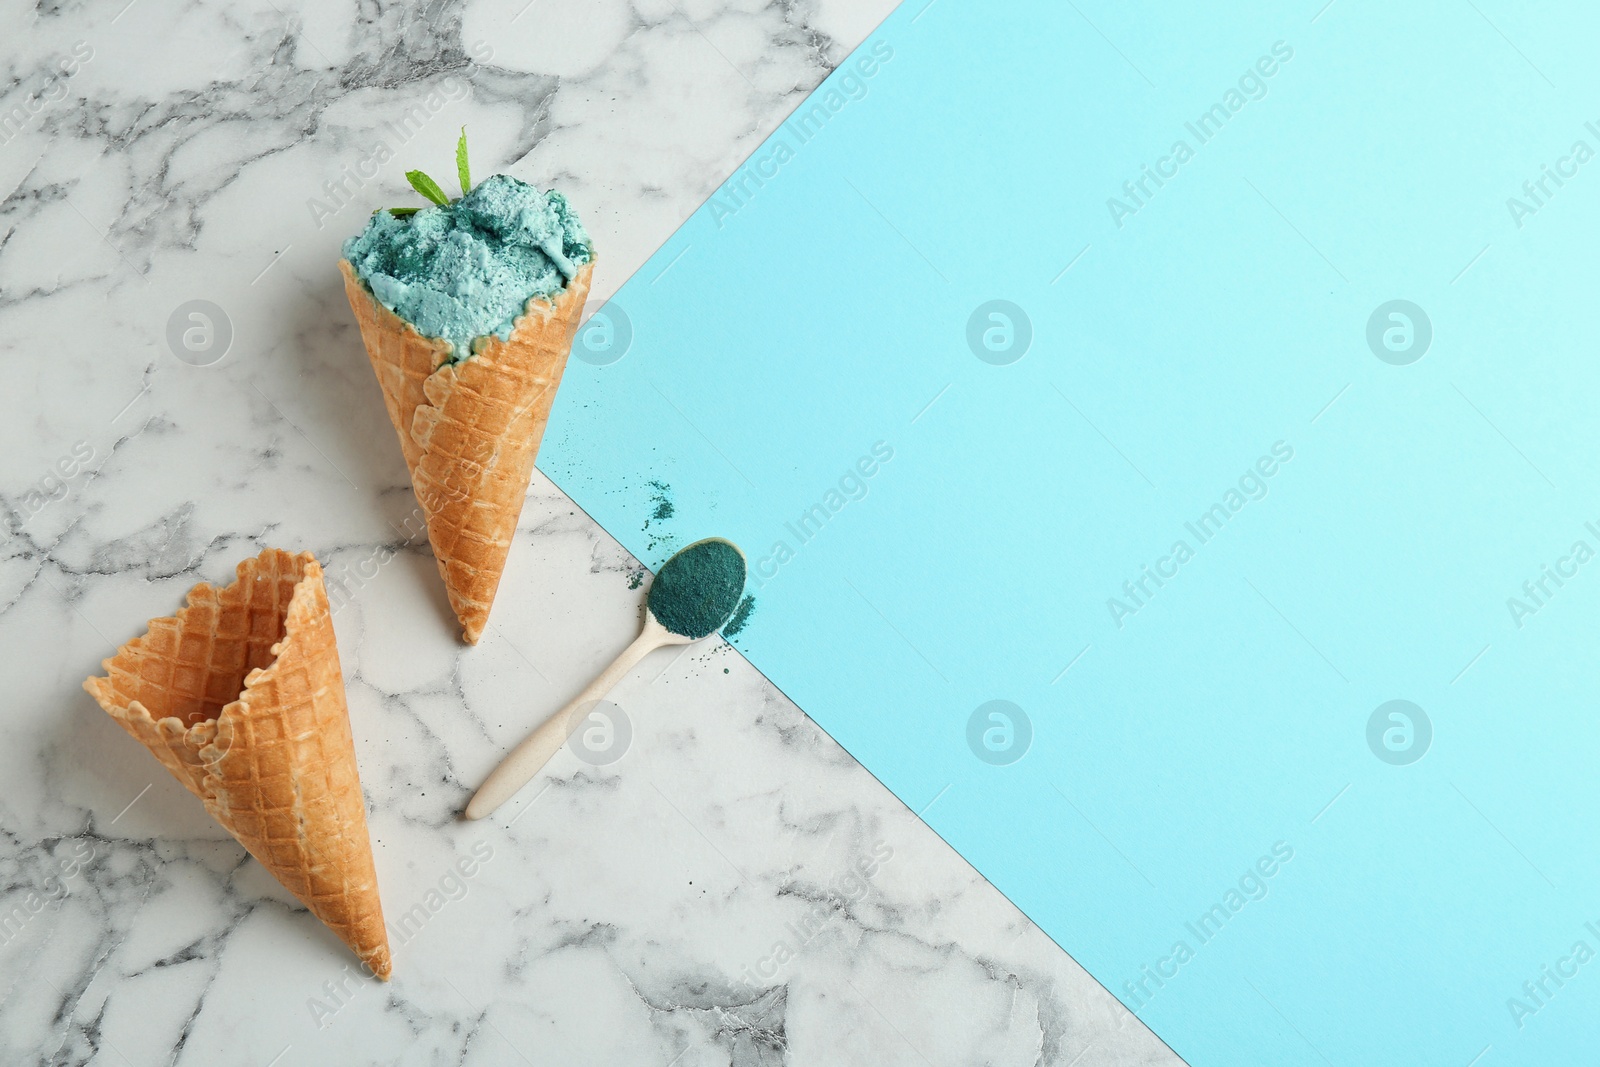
[339,257,591,643]
[83,548,392,978]
[339,131,594,643]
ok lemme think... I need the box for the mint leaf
[386,207,421,217]
[406,169,450,206]
[456,127,471,196]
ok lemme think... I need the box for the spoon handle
[466,627,666,819]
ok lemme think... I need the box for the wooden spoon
[465,538,746,819]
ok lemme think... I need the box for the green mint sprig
[378,127,475,218]
[406,169,450,205]
[456,129,471,196]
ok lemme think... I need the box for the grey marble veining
[0,1,1186,1064]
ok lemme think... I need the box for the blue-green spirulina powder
[643,480,676,555]
[646,481,674,525]
[722,595,756,639]
[647,539,747,639]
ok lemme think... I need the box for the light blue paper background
[540,2,1600,1062]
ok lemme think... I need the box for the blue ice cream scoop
[343,173,593,363]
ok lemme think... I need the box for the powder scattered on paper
[722,595,756,639]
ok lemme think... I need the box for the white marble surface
[0,1,1187,1064]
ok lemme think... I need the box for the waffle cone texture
[340,259,594,644]
[83,548,392,979]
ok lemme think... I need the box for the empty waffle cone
[83,548,391,979]
[340,259,594,644]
